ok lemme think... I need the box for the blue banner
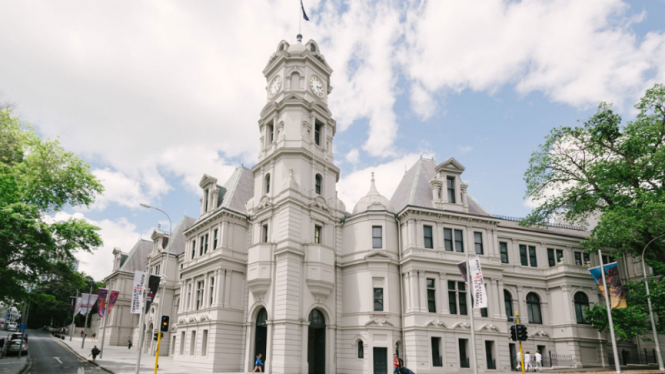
[589,262,627,309]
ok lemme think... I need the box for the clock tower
[245,38,343,374]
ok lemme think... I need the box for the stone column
[224,269,232,307]
[439,272,449,314]
[498,279,506,320]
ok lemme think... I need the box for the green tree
[0,108,104,304]
[522,84,665,261]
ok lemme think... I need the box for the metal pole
[641,234,665,371]
[599,250,621,373]
[17,299,30,359]
[464,251,478,374]
[154,332,162,374]
[140,203,172,372]
[70,289,79,341]
[82,284,93,349]
[135,283,148,374]
[99,298,109,359]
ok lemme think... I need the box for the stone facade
[99,38,664,373]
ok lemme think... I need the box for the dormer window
[310,44,316,52]
[447,177,456,203]
[315,174,322,195]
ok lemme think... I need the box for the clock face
[269,76,282,97]
[309,76,325,97]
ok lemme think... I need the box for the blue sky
[1,0,664,279]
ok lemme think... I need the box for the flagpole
[82,284,93,349]
[135,284,148,374]
[100,292,109,359]
[70,289,78,341]
[599,250,621,373]
[464,250,478,374]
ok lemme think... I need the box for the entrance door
[373,347,388,374]
[509,343,517,371]
[308,309,326,374]
[254,308,268,363]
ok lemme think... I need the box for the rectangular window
[447,176,456,203]
[458,281,467,316]
[314,225,322,244]
[556,249,563,264]
[520,245,528,266]
[500,242,509,263]
[180,331,185,355]
[204,233,209,254]
[529,246,538,267]
[454,229,464,252]
[474,232,484,255]
[583,252,590,265]
[547,248,556,267]
[209,277,215,306]
[448,281,457,315]
[602,255,615,264]
[191,240,196,259]
[431,337,442,367]
[444,228,453,251]
[485,341,496,370]
[262,224,269,243]
[372,226,382,249]
[314,123,321,145]
[423,225,433,249]
[196,281,204,310]
[373,288,384,311]
[202,330,208,356]
[199,236,205,256]
[459,339,469,368]
[155,264,160,275]
[213,229,218,250]
[190,331,196,356]
[427,278,436,313]
[204,188,209,212]
[574,252,582,266]
[268,124,274,143]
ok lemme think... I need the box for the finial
[297,34,303,43]
[371,172,375,182]
[157,223,161,231]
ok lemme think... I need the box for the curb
[54,336,115,374]
[16,356,32,374]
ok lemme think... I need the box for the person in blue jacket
[251,353,264,373]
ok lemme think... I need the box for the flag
[589,262,627,309]
[457,261,468,282]
[144,275,161,314]
[107,291,120,316]
[468,256,488,309]
[79,293,99,315]
[301,0,309,21]
[74,297,82,316]
[131,271,146,314]
[97,289,109,317]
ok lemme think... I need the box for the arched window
[574,292,589,324]
[265,174,271,194]
[309,309,325,327]
[526,292,542,324]
[315,174,322,195]
[504,290,514,321]
[357,340,364,358]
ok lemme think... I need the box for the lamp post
[140,203,172,373]
[641,234,665,372]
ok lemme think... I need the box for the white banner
[131,271,147,314]
[74,297,82,316]
[79,293,99,315]
[469,256,488,309]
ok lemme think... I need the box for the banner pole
[82,284,93,349]
[599,250,621,373]
[135,282,148,374]
[70,289,79,341]
[99,293,109,359]
[465,251,478,374]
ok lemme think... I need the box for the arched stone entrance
[254,308,268,361]
[307,309,326,374]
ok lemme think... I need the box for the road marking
[54,357,62,364]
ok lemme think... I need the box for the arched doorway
[254,308,268,362]
[308,309,326,374]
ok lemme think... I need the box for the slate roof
[163,216,197,255]
[119,239,154,272]
[218,166,254,215]
[390,158,489,216]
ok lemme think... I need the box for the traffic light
[153,332,163,341]
[510,325,517,341]
[516,324,528,341]
[160,315,170,332]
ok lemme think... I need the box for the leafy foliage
[522,84,665,261]
[0,108,104,304]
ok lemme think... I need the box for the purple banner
[97,289,108,317]
[107,290,120,316]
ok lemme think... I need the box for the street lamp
[140,203,172,372]
[641,233,665,372]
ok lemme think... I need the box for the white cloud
[345,148,361,166]
[47,212,150,280]
[410,83,437,120]
[458,145,473,153]
[88,169,151,210]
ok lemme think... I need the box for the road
[23,329,106,374]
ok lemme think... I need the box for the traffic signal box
[510,324,528,341]
[161,315,170,332]
[153,332,163,341]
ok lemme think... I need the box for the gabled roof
[390,158,489,216]
[163,216,197,255]
[218,166,254,215]
[119,239,154,272]
[435,158,465,173]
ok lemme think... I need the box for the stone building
[99,37,663,373]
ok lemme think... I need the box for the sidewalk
[58,335,249,374]
[0,355,28,374]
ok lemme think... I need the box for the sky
[1,0,664,280]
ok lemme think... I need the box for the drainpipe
[395,214,405,362]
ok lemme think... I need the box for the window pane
[454,230,464,252]
[556,249,564,264]
[424,225,433,249]
[474,232,483,255]
[529,246,538,267]
[427,279,435,288]
[575,252,582,266]
[373,288,384,311]
[448,291,457,314]
[583,253,590,265]
[547,248,555,267]
[372,226,382,249]
[447,281,456,290]
[358,341,364,358]
[481,308,488,317]
[444,228,453,251]
[427,289,436,313]
[447,177,456,203]
[520,245,528,266]
[500,242,509,263]
[459,291,467,315]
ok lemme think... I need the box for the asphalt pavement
[22,329,106,374]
